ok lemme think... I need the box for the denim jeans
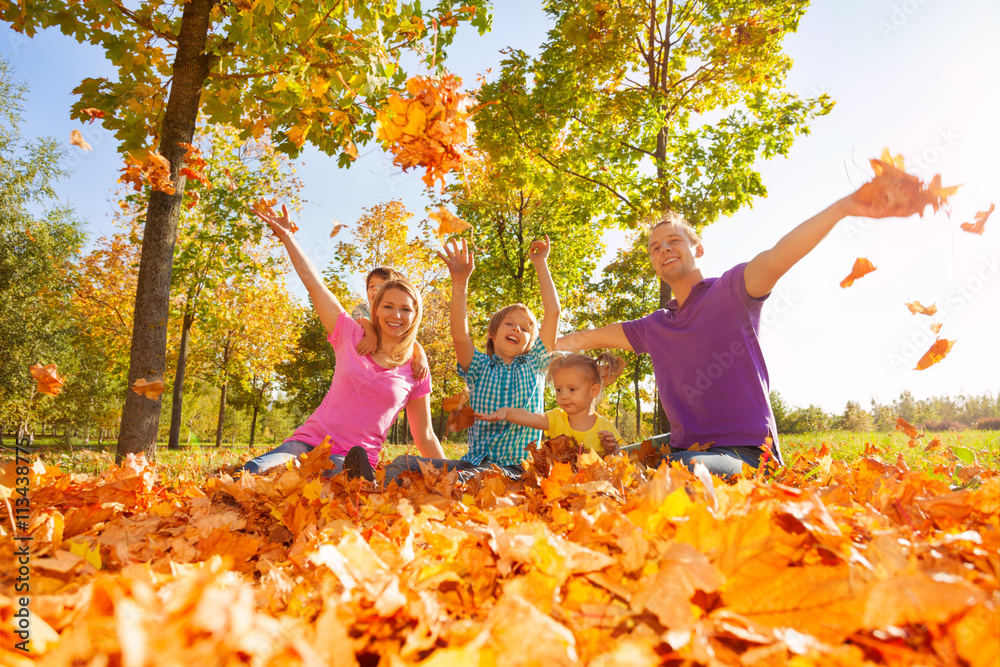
[664,445,763,478]
[239,440,347,477]
[383,455,523,484]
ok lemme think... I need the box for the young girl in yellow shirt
[474,352,626,455]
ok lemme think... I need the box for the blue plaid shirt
[459,338,548,466]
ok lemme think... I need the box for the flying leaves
[330,221,347,238]
[905,301,937,316]
[442,388,475,434]
[251,197,298,233]
[428,206,472,243]
[376,73,473,190]
[29,363,65,396]
[852,149,959,217]
[960,203,994,235]
[914,337,956,370]
[839,257,876,288]
[119,150,175,195]
[69,129,91,151]
[131,378,166,399]
[80,107,105,123]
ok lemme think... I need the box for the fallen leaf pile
[28,364,64,397]
[2,438,997,666]
[119,149,175,195]
[852,149,958,217]
[377,73,473,190]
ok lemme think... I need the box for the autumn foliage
[377,74,473,190]
[852,149,958,217]
[2,439,997,666]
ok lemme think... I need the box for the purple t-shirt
[622,263,780,460]
[285,312,431,466]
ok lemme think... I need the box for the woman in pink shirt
[241,204,445,480]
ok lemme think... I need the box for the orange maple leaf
[251,197,298,233]
[914,338,955,370]
[442,388,469,413]
[895,417,922,440]
[69,129,92,151]
[446,406,475,434]
[80,107,105,123]
[839,257,877,288]
[177,142,211,189]
[330,222,347,238]
[960,203,994,235]
[30,363,65,396]
[905,301,937,316]
[930,322,943,334]
[119,150,175,195]
[685,441,714,452]
[132,378,166,400]
[429,206,472,242]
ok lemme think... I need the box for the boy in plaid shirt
[384,235,560,482]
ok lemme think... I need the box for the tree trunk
[634,358,641,440]
[215,376,228,448]
[168,307,196,450]
[115,0,218,465]
[249,399,260,449]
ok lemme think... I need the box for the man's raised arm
[556,323,634,353]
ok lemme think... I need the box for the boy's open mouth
[505,335,519,344]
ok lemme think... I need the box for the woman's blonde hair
[545,352,625,400]
[485,303,538,356]
[371,278,422,365]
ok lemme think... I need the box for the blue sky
[4,0,999,414]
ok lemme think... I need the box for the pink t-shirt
[285,311,431,466]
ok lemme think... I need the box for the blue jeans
[664,446,763,478]
[383,455,523,484]
[239,440,347,477]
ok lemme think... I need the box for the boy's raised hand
[251,203,296,239]
[437,238,474,282]
[528,234,551,263]
[355,333,377,356]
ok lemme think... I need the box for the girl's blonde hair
[545,352,625,398]
[485,303,538,356]
[371,278,422,365]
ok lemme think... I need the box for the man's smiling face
[648,222,704,285]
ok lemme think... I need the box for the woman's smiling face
[375,287,416,340]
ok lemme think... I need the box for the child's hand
[528,234,551,263]
[473,407,508,422]
[250,203,295,239]
[438,238,475,281]
[411,353,429,380]
[599,430,621,456]
[355,332,377,356]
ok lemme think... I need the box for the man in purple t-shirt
[556,193,895,477]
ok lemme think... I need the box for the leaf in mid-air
[132,378,166,399]
[429,206,472,242]
[905,301,937,316]
[914,338,955,370]
[70,129,92,151]
[839,258,877,288]
[960,203,994,235]
[30,363,65,396]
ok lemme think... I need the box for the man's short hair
[647,210,701,245]
[366,266,405,288]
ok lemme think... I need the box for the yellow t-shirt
[544,408,626,453]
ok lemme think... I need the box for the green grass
[3,430,997,481]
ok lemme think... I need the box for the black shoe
[343,446,375,482]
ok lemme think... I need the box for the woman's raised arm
[252,204,344,335]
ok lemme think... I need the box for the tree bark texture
[115,0,217,464]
